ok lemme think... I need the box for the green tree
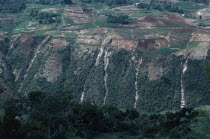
[64,0,72,4]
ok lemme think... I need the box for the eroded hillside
[1,0,210,112]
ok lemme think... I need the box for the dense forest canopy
[0,0,26,13]
[107,14,129,24]
[0,91,199,139]
[29,10,62,24]
[137,1,184,13]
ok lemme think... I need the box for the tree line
[81,0,131,6]
[0,0,26,13]
[182,0,210,4]
[0,91,198,139]
[137,1,184,14]
[35,0,72,5]
[29,10,62,24]
[107,14,129,24]
[0,0,73,13]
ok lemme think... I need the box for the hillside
[0,0,210,113]
[1,0,210,138]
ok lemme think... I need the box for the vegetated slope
[0,77,16,102]
[0,0,210,113]
[189,105,210,138]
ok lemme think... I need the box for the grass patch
[65,37,76,44]
[26,4,65,11]
[0,13,29,34]
[0,22,16,33]
[143,48,178,56]
[12,20,30,34]
[189,105,210,138]
[63,17,74,25]
[129,9,162,18]
[33,31,46,36]
[187,41,201,48]
[82,21,119,29]
[98,10,116,15]
[173,2,207,12]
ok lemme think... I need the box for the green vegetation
[81,0,131,7]
[172,1,207,12]
[0,91,199,139]
[129,10,162,18]
[184,60,210,107]
[137,1,184,14]
[189,106,210,138]
[106,49,135,108]
[182,0,210,5]
[147,48,179,56]
[0,0,26,13]
[29,10,61,24]
[0,1,210,138]
[35,0,72,5]
[107,14,129,24]
[0,36,9,54]
[137,0,207,14]
[11,15,31,34]
[136,55,182,112]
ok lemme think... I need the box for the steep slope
[1,1,210,112]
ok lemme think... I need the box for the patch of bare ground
[82,8,94,18]
[76,27,137,52]
[140,55,164,80]
[41,8,64,12]
[137,39,169,51]
[191,30,210,41]
[76,26,176,52]
[114,5,140,15]
[197,8,210,20]
[174,29,210,60]
[50,38,67,49]
[175,41,210,60]
[0,14,17,23]
[18,33,36,58]
[76,35,101,45]
[122,13,194,28]
[59,24,83,31]
[184,18,197,25]
[39,54,62,82]
[79,28,110,35]
[64,4,90,24]
[169,27,195,33]
[112,39,136,51]
[0,18,13,23]
[148,63,163,80]
[66,4,83,13]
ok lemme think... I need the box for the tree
[0,100,23,139]
[64,0,72,4]
[107,14,129,24]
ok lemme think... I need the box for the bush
[29,10,62,24]
[107,14,129,24]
